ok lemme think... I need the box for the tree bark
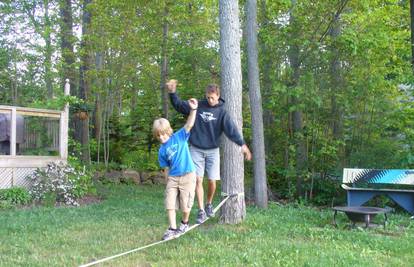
[246,0,268,208]
[219,0,246,224]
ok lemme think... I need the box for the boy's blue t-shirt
[158,127,195,177]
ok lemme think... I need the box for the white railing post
[60,79,70,161]
[10,108,16,156]
[10,108,16,186]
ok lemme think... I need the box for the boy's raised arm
[184,98,198,133]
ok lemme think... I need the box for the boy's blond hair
[152,118,173,139]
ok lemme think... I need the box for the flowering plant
[28,162,82,206]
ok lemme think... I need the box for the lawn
[0,184,413,266]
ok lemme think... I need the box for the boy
[153,96,198,240]
[167,80,251,224]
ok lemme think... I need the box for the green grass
[0,184,413,266]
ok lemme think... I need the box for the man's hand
[188,98,198,110]
[241,144,252,161]
[166,79,177,93]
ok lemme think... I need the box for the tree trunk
[330,14,343,140]
[94,52,103,162]
[160,3,169,119]
[78,0,92,164]
[288,0,307,198]
[259,0,274,158]
[219,0,246,224]
[246,0,268,208]
[411,0,414,70]
[59,0,75,94]
[43,0,53,98]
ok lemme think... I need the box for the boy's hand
[188,98,198,110]
[166,79,177,93]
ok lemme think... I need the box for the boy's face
[158,133,170,144]
[206,91,219,107]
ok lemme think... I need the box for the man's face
[206,92,220,107]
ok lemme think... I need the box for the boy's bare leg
[167,209,177,229]
[182,211,190,223]
[196,177,204,209]
[206,180,216,204]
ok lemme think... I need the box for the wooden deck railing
[0,80,70,187]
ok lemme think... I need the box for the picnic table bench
[342,168,414,215]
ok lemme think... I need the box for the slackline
[79,192,243,267]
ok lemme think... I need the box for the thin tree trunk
[94,54,103,163]
[330,13,343,139]
[78,0,92,164]
[288,0,307,198]
[160,3,169,119]
[43,0,53,98]
[219,0,246,224]
[246,0,268,208]
[59,0,75,94]
[411,0,414,70]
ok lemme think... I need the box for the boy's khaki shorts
[165,172,196,213]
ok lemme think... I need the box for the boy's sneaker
[162,228,178,240]
[205,203,215,217]
[177,222,189,235]
[196,209,207,224]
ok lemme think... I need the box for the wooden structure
[342,168,414,215]
[0,80,70,189]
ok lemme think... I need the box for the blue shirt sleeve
[158,148,168,168]
[176,127,191,141]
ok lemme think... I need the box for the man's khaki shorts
[165,172,196,212]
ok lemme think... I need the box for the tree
[246,0,268,208]
[77,0,92,164]
[59,0,75,93]
[219,0,246,224]
[160,2,170,119]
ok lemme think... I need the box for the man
[166,79,251,224]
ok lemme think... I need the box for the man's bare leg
[206,180,216,204]
[196,176,204,209]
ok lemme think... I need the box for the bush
[27,162,82,206]
[0,187,31,206]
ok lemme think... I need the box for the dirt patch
[76,195,103,206]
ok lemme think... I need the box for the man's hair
[152,118,173,139]
[205,84,220,95]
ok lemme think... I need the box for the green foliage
[121,150,158,171]
[68,155,96,198]
[0,187,31,206]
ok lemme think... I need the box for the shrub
[27,162,82,206]
[0,187,31,206]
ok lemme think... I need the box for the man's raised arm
[166,79,190,115]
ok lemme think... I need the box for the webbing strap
[79,193,239,267]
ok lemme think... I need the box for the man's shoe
[205,203,215,217]
[177,222,189,235]
[196,209,207,224]
[162,228,178,240]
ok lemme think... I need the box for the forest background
[1,0,414,206]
